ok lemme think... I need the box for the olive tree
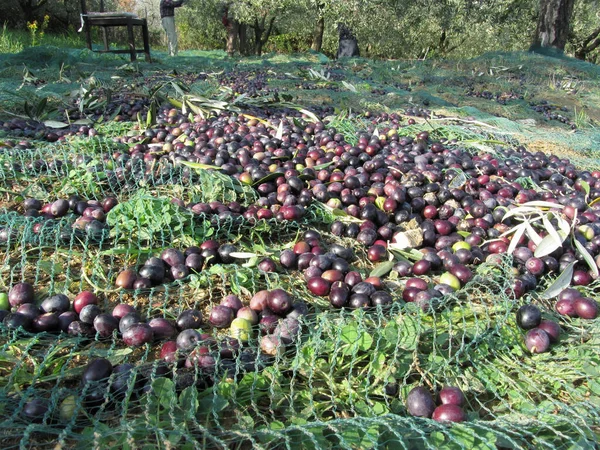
[530,0,576,53]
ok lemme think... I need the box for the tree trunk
[19,0,48,24]
[530,0,575,53]
[253,15,275,56]
[226,20,239,57]
[238,23,249,56]
[311,15,325,52]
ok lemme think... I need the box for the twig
[428,116,500,129]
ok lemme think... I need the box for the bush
[264,32,311,54]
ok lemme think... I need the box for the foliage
[0,23,25,54]
[27,14,50,46]
[106,190,196,243]
[0,0,599,62]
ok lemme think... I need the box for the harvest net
[1,48,600,449]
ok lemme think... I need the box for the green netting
[2,47,600,450]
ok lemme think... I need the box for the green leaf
[150,378,176,410]
[44,120,69,128]
[178,161,221,170]
[275,120,284,140]
[198,394,229,414]
[534,230,567,258]
[507,222,527,255]
[178,386,199,415]
[229,252,258,259]
[312,161,335,170]
[340,324,373,352]
[252,172,284,187]
[581,180,590,201]
[540,261,575,299]
[574,238,599,278]
[370,260,394,278]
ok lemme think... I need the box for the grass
[1,39,600,449]
[0,24,24,54]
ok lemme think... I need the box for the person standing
[160,0,184,56]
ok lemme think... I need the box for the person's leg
[161,16,178,56]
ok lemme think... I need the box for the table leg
[102,27,109,51]
[84,22,92,50]
[126,18,136,61]
[142,20,151,62]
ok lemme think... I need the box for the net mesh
[1,47,600,450]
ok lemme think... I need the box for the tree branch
[585,36,600,54]
[581,26,600,50]
[261,16,276,45]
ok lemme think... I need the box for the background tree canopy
[1,0,599,62]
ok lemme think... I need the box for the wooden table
[81,12,151,62]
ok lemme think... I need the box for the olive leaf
[179,161,221,170]
[229,252,259,259]
[543,214,562,247]
[534,230,567,258]
[312,161,335,171]
[507,222,527,255]
[252,172,284,187]
[275,120,284,140]
[540,261,575,299]
[370,260,395,278]
[573,238,599,278]
[580,180,590,203]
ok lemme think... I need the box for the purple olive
[148,318,177,340]
[524,328,550,353]
[93,313,119,338]
[161,248,185,267]
[538,320,561,343]
[250,290,269,311]
[574,297,598,319]
[119,312,142,334]
[32,313,60,333]
[185,253,204,272]
[82,358,113,384]
[209,305,235,328]
[79,304,102,324]
[67,320,94,337]
[171,264,189,280]
[17,303,41,321]
[22,399,49,423]
[3,312,32,331]
[73,291,97,314]
[58,311,78,332]
[555,298,577,317]
[122,323,154,347]
[438,386,465,406]
[176,328,202,350]
[432,404,466,423]
[160,340,180,364]
[406,386,435,418]
[8,282,35,307]
[307,277,331,296]
[112,303,136,319]
[516,304,542,330]
[177,309,202,330]
[267,289,293,315]
[40,294,70,313]
[221,294,243,312]
[329,281,350,308]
